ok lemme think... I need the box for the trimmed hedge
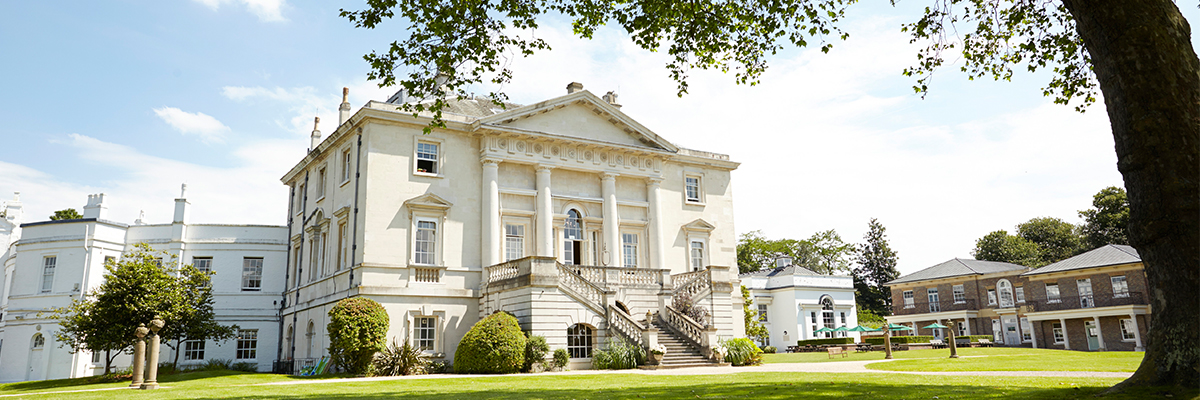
[864,335,935,345]
[327,298,390,375]
[796,337,855,346]
[955,335,994,342]
[454,312,526,374]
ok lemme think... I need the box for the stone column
[130,324,147,388]
[1128,314,1143,351]
[1092,316,1105,351]
[600,172,620,266]
[1029,320,1038,349]
[646,177,665,270]
[481,158,501,267]
[1060,318,1070,350]
[535,165,554,257]
[963,318,972,336]
[141,316,164,390]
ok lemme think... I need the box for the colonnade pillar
[601,172,620,266]
[1129,314,1143,351]
[536,165,554,257]
[647,177,665,270]
[1060,318,1070,350]
[1093,316,1106,351]
[481,158,501,267]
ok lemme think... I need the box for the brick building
[883,259,1033,345]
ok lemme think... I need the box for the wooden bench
[855,343,873,353]
[827,346,847,359]
[930,339,945,349]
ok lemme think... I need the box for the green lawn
[2,370,1193,400]
[861,348,1145,372]
[763,346,1043,364]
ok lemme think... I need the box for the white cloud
[153,107,230,143]
[193,0,287,22]
[222,85,338,138]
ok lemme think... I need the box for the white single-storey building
[740,256,859,349]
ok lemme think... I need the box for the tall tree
[736,230,854,275]
[806,230,856,275]
[1078,186,1130,248]
[852,218,900,318]
[972,230,1043,267]
[741,286,768,344]
[164,263,238,369]
[342,0,1198,388]
[50,244,236,373]
[1015,217,1085,265]
[49,208,81,221]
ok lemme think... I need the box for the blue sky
[2,1,1194,274]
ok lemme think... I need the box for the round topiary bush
[454,312,526,374]
[327,297,390,375]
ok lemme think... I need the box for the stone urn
[649,351,664,365]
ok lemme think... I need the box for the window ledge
[315,196,326,203]
[340,179,351,188]
[684,200,706,206]
[414,172,444,179]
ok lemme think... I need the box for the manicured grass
[864,348,1145,372]
[763,346,1043,364]
[5,370,1194,400]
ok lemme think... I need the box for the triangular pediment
[476,91,678,152]
[682,218,716,233]
[403,193,453,212]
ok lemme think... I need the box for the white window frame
[41,256,56,293]
[317,165,327,200]
[1052,322,1065,344]
[413,218,439,266]
[241,257,263,291]
[757,304,768,322]
[414,316,437,351]
[1046,283,1061,303]
[952,284,965,304]
[902,290,914,308]
[192,257,213,274]
[1015,286,1025,303]
[567,324,593,359]
[337,221,348,272]
[689,239,706,271]
[341,148,353,184]
[184,340,205,361]
[1120,318,1137,341]
[1111,276,1129,298]
[413,137,444,177]
[927,288,940,312]
[684,174,704,204]
[236,330,258,360]
[987,289,997,306]
[997,279,1015,308]
[505,223,525,262]
[621,231,639,268]
[1020,317,1032,342]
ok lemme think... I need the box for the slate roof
[1022,244,1140,276]
[412,96,523,119]
[739,264,822,278]
[886,259,1028,285]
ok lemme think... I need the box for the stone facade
[740,260,859,348]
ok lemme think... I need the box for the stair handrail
[672,268,712,302]
[606,306,645,347]
[557,263,608,315]
[662,304,705,350]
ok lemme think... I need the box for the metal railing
[892,299,978,316]
[1029,292,1146,312]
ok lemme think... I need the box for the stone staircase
[641,318,725,369]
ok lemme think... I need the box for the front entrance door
[1003,316,1021,345]
[1085,320,1100,350]
[26,348,43,381]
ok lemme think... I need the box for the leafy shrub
[864,335,936,345]
[762,345,777,354]
[426,360,452,374]
[523,334,549,372]
[327,298,390,375]
[374,337,427,376]
[552,349,569,370]
[796,337,856,346]
[231,362,258,372]
[672,295,710,327]
[591,337,644,370]
[722,338,763,366]
[454,312,526,374]
[204,358,233,371]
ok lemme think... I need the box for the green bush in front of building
[454,312,527,374]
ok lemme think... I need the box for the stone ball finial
[136,323,149,338]
[150,316,164,333]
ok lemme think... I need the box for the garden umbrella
[832,326,849,332]
[885,323,913,331]
[847,326,878,332]
[814,327,833,333]
[922,323,949,330]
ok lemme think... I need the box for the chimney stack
[602,91,622,108]
[82,193,108,220]
[174,184,189,224]
[339,87,351,126]
[566,82,584,94]
[310,117,321,151]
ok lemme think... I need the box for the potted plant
[648,344,666,365]
[711,344,726,363]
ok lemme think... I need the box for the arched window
[567,324,593,358]
[306,321,315,358]
[821,297,836,338]
[32,333,44,349]
[998,279,1015,308]
[563,210,583,265]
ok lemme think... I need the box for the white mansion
[0,83,750,381]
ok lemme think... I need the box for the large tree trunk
[1060,0,1200,388]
